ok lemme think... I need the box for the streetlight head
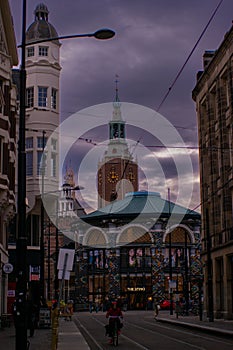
[94,28,115,40]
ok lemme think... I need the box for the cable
[156,0,224,112]
[191,176,232,212]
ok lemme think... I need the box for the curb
[156,317,233,338]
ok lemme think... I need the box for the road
[74,311,233,350]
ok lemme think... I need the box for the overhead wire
[156,0,224,112]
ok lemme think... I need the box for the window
[120,247,151,269]
[26,151,33,176]
[88,249,105,270]
[26,87,34,108]
[37,136,47,149]
[0,80,3,114]
[38,86,48,107]
[51,88,57,109]
[51,153,56,177]
[51,138,57,151]
[37,151,43,175]
[0,137,3,173]
[26,214,40,246]
[26,137,33,149]
[39,46,48,56]
[27,46,34,57]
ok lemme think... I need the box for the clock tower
[97,82,138,208]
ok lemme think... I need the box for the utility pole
[15,1,28,349]
[168,188,173,315]
[40,130,46,300]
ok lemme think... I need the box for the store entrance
[128,292,146,310]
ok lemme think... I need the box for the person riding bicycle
[106,301,123,342]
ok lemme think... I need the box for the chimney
[203,50,216,69]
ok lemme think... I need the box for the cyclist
[106,301,123,343]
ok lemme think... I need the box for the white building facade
[0,0,18,315]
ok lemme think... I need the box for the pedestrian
[153,297,160,319]
[26,295,36,337]
[95,299,99,313]
[89,301,93,313]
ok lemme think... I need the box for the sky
[9,0,233,213]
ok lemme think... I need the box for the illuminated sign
[127,287,145,291]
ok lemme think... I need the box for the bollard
[51,305,59,350]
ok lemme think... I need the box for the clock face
[127,171,135,182]
[107,168,119,183]
[127,167,135,182]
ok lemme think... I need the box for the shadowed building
[193,23,233,320]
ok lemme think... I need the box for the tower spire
[113,74,121,108]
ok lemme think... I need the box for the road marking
[143,320,233,346]
[93,316,150,350]
[75,317,104,350]
[120,334,150,350]
[124,321,205,350]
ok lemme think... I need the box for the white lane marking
[75,317,104,350]
[93,316,150,350]
[124,320,206,350]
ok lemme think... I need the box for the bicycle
[108,316,122,346]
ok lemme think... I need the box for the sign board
[3,263,13,274]
[57,249,75,271]
[39,308,51,328]
[29,265,40,281]
[7,289,15,297]
[58,270,70,280]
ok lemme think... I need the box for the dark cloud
[9,0,233,210]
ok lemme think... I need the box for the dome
[26,3,59,44]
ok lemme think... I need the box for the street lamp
[15,1,115,349]
[167,188,173,315]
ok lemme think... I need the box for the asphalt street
[74,310,233,350]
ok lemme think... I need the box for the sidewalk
[57,316,90,350]
[0,313,90,350]
[0,323,52,350]
[156,310,233,337]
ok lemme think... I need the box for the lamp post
[15,1,115,349]
[40,130,46,300]
[15,0,27,348]
[168,188,173,315]
[184,231,189,316]
[47,220,51,301]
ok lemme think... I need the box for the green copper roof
[82,191,200,221]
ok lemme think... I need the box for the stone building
[0,0,18,314]
[192,23,233,319]
[8,3,61,306]
[74,191,201,310]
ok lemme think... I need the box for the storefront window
[121,247,151,268]
[163,247,190,268]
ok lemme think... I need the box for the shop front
[75,192,202,311]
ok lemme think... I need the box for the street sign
[57,249,75,271]
[57,248,74,280]
[58,270,70,280]
[3,263,13,274]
